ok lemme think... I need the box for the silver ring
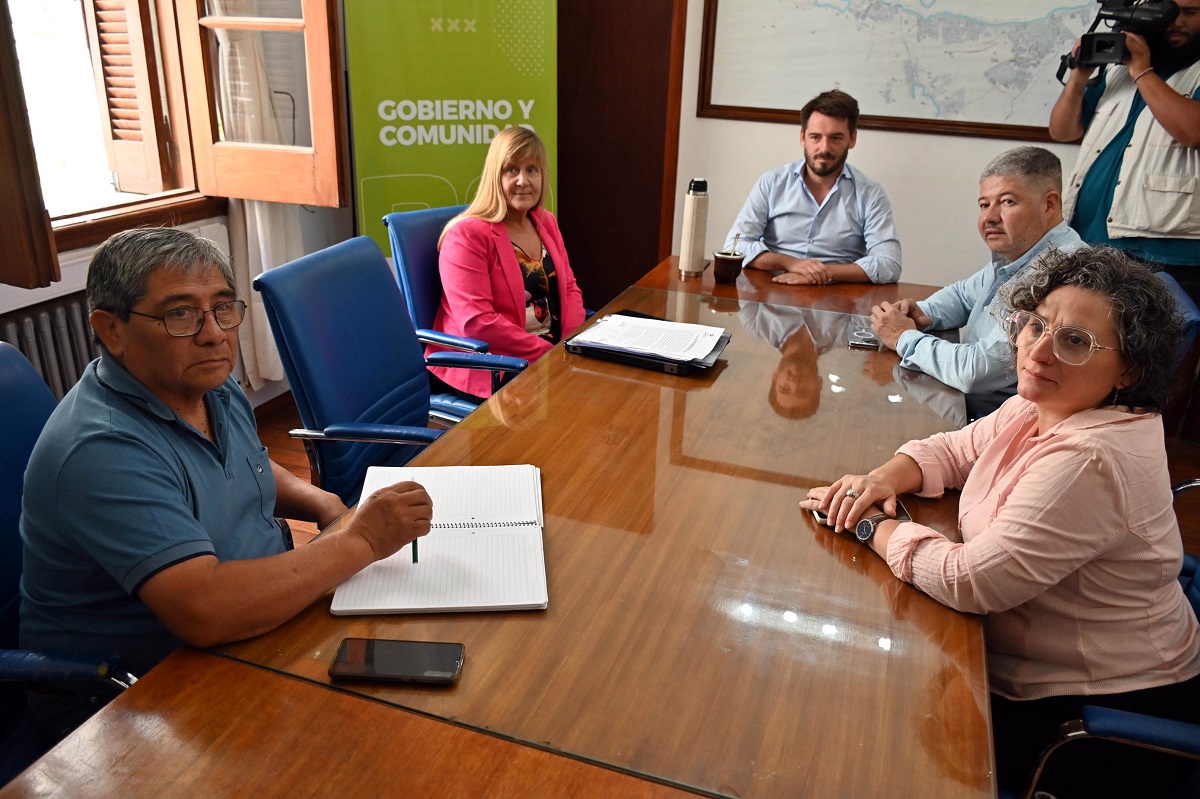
[845,489,860,498]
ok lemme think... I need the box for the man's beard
[1149,28,1200,73]
[805,151,848,178]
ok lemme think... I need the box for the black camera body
[1060,0,1180,77]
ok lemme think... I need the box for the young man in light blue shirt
[869,147,1084,413]
[724,90,901,286]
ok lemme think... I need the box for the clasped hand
[800,473,900,534]
[870,299,929,350]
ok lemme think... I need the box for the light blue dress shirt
[894,220,1085,396]
[724,160,902,284]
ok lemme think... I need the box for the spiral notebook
[330,464,547,615]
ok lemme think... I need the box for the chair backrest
[383,205,468,331]
[1181,553,1200,621]
[1157,271,1200,366]
[253,237,433,505]
[1154,272,1200,434]
[0,343,58,649]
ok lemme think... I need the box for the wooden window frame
[0,0,345,290]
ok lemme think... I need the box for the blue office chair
[1158,272,1200,435]
[0,343,134,784]
[253,236,525,505]
[1015,480,1200,799]
[382,205,480,352]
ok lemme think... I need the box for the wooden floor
[254,393,1200,556]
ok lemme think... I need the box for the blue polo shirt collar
[94,352,234,456]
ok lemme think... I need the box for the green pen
[412,538,418,564]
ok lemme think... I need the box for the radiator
[0,291,97,400]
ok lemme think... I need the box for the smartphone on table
[329,638,465,685]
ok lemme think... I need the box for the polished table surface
[213,271,993,796]
[0,650,693,798]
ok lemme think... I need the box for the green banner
[344,1,558,251]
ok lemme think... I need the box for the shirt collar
[991,220,1077,278]
[94,351,232,423]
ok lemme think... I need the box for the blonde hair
[439,126,548,247]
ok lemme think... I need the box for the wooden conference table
[6,259,993,797]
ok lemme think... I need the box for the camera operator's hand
[1067,38,1098,81]
[1049,39,1096,141]
[1122,31,1152,75]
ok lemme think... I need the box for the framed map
[698,0,1098,140]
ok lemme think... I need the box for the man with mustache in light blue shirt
[870,147,1084,417]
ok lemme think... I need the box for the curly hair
[996,246,1182,411]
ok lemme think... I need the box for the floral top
[513,241,562,342]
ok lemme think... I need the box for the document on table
[330,464,547,615]
[567,315,725,362]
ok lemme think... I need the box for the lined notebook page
[330,464,547,615]
[358,464,543,527]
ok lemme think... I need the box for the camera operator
[1049,0,1200,301]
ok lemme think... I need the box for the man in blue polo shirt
[1049,0,1200,300]
[19,227,432,737]
[723,89,901,286]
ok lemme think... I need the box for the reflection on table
[0,650,692,798]
[215,286,990,798]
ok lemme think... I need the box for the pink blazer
[430,208,586,397]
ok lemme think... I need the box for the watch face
[855,518,874,542]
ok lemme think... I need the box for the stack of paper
[566,315,725,362]
[330,464,547,615]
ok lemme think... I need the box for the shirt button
[257,464,263,473]
[226,469,234,478]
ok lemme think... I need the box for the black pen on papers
[412,538,419,564]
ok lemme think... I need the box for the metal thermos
[678,178,708,277]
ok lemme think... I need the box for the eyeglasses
[1005,310,1121,366]
[129,300,247,337]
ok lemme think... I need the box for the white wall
[672,0,1080,290]
[0,205,351,406]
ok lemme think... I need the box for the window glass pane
[210,28,313,147]
[11,0,144,216]
[206,0,302,19]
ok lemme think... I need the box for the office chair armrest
[416,329,490,353]
[426,352,528,373]
[290,425,444,446]
[1081,705,1200,757]
[0,650,134,688]
[1172,479,1200,496]
[430,394,479,422]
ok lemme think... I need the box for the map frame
[698,0,1096,141]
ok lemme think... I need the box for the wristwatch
[855,500,911,543]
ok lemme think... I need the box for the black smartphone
[328,638,465,684]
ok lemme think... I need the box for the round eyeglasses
[129,300,248,337]
[1006,310,1121,366]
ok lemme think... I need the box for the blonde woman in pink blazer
[432,127,586,398]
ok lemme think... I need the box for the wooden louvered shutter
[82,0,172,194]
[0,0,59,288]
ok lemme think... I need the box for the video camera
[1057,0,1180,82]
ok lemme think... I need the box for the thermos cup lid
[688,178,708,194]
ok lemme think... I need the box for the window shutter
[82,0,172,194]
[176,0,346,207]
[0,0,59,288]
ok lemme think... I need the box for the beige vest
[1062,60,1200,240]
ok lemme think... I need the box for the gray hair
[87,227,235,318]
[979,146,1062,196]
[997,246,1182,411]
